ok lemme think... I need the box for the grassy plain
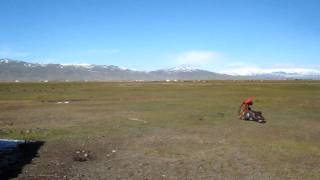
[0,81,319,179]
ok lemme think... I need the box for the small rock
[73,150,91,162]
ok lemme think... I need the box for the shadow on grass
[243,119,267,124]
[0,140,44,180]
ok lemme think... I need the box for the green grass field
[1,81,319,179]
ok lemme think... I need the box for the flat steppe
[0,81,319,179]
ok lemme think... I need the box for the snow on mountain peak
[0,59,10,63]
[221,67,320,76]
[61,63,94,69]
[166,65,200,72]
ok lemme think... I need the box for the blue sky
[0,0,320,74]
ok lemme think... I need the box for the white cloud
[173,50,222,66]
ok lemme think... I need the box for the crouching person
[239,97,265,123]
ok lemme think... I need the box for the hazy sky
[1,0,319,74]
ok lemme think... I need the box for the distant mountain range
[0,59,319,81]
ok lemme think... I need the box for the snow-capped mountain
[161,65,201,73]
[0,59,319,81]
[148,65,230,80]
[248,72,320,80]
[0,59,231,81]
[221,67,320,80]
[0,59,149,81]
[223,67,320,76]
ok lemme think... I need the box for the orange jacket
[239,97,253,119]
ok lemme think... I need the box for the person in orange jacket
[239,97,265,123]
[239,97,254,120]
